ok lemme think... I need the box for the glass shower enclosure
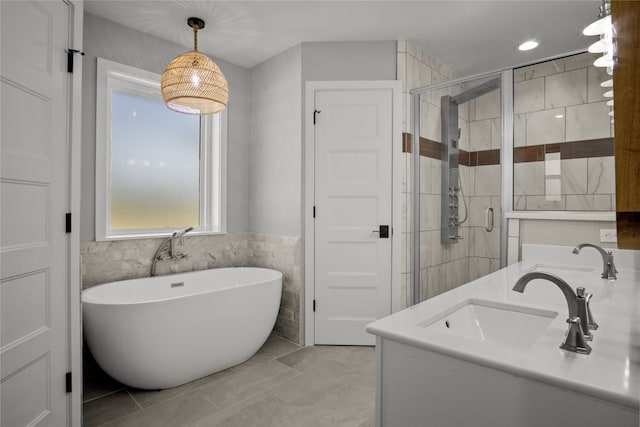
[409,71,512,305]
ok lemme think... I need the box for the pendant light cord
[193,24,198,52]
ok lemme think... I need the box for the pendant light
[161,17,228,115]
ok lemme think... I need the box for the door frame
[67,0,84,424]
[303,81,403,346]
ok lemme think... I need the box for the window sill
[505,211,616,221]
[96,230,228,242]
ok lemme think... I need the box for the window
[96,58,226,239]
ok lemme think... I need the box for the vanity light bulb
[608,111,614,116]
[594,54,614,68]
[588,39,609,54]
[601,79,613,88]
[603,90,614,98]
[606,66,614,75]
[583,15,611,36]
[606,99,614,106]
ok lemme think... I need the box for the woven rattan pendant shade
[161,18,228,115]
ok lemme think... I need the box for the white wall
[81,13,250,240]
[247,41,396,238]
[248,45,303,237]
[301,41,397,82]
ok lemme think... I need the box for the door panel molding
[0,1,83,425]
[304,81,402,345]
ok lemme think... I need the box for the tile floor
[83,337,375,427]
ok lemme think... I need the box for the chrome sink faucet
[572,243,617,280]
[513,272,591,355]
[150,227,194,276]
[576,287,598,334]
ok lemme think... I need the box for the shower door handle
[485,206,494,232]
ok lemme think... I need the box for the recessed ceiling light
[518,40,539,51]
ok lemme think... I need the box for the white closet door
[1,1,71,425]
[314,89,393,345]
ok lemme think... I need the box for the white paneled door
[1,1,71,426]
[314,89,393,345]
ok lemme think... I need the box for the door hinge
[65,213,72,233]
[65,372,72,393]
[313,206,316,218]
[313,109,321,125]
[66,49,84,73]
[313,299,316,312]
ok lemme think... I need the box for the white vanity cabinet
[374,337,638,427]
[367,245,640,427]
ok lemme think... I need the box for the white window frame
[95,58,227,240]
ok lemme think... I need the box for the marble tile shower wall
[465,89,502,277]
[513,53,615,211]
[80,233,302,344]
[398,40,474,304]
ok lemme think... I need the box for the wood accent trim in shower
[401,133,442,160]
[513,145,544,163]
[475,149,501,166]
[545,138,614,159]
[512,139,614,163]
[402,132,412,153]
[459,150,470,167]
[401,133,614,166]
[420,137,441,160]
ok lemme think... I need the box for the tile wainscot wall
[81,233,302,344]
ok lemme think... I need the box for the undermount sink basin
[528,263,596,275]
[419,299,558,350]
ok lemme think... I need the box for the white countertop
[367,257,640,411]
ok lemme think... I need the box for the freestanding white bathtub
[82,267,282,390]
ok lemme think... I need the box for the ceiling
[84,1,600,77]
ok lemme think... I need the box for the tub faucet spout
[170,227,194,258]
[151,227,194,276]
[513,272,591,355]
[572,243,617,280]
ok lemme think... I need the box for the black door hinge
[313,206,316,218]
[313,110,321,125]
[65,213,72,233]
[65,372,72,393]
[66,49,85,73]
[313,299,316,312]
